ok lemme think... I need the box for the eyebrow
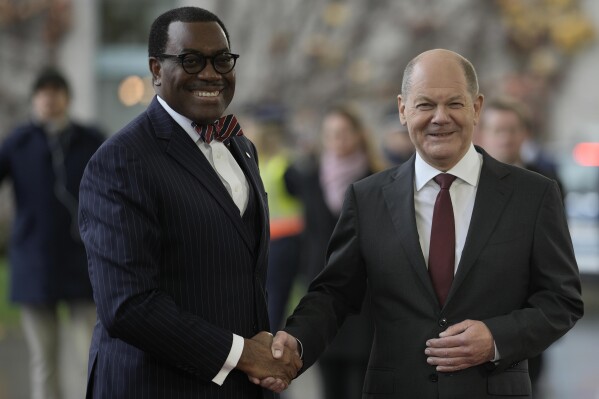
[414,95,466,103]
[446,95,466,102]
[179,48,230,55]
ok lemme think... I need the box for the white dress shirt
[156,97,249,215]
[156,96,246,385]
[414,144,481,271]
[413,144,500,360]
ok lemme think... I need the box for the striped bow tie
[192,114,243,145]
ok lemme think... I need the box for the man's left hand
[425,319,495,372]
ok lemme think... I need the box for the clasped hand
[424,319,495,372]
[238,331,302,393]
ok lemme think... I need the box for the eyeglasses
[158,52,239,75]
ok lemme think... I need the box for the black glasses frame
[158,52,240,74]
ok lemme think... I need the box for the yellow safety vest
[259,154,304,239]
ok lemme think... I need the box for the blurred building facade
[1,0,598,260]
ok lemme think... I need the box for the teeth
[193,91,219,97]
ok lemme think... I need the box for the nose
[197,61,221,80]
[431,106,451,125]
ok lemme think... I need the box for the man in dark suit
[78,7,300,399]
[262,49,583,398]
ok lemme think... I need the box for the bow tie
[192,114,243,145]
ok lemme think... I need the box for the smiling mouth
[192,90,220,97]
[429,132,454,137]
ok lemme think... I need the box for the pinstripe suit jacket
[79,97,273,398]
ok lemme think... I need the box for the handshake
[236,331,302,393]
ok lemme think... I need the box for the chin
[193,111,225,125]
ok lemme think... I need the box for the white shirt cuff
[492,341,501,362]
[212,333,244,385]
[296,337,304,359]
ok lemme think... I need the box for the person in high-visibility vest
[249,118,304,333]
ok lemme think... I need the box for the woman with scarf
[285,105,383,399]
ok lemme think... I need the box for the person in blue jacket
[0,67,104,399]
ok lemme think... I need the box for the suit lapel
[147,99,254,251]
[383,157,438,303]
[446,151,513,304]
[382,150,514,308]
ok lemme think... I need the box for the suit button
[438,318,448,327]
[429,373,438,382]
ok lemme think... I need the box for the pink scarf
[320,151,369,215]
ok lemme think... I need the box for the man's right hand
[237,331,302,393]
[271,330,300,360]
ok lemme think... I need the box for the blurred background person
[285,105,383,399]
[244,105,304,333]
[380,111,415,166]
[0,67,104,399]
[476,95,566,398]
[476,96,564,196]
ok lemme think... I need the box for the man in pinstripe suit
[79,7,301,398]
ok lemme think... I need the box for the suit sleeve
[483,180,583,370]
[79,140,234,382]
[284,184,367,370]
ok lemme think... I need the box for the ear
[472,93,484,126]
[149,57,162,86]
[397,94,407,126]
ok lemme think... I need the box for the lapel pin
[245,152,251,158]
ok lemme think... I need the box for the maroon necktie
[428,173,457,307]
[192,114,243,145]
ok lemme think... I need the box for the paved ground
[0,320,86,399]
[2,277,598,399]
[540,276,599,399]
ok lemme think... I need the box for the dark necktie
[428,173,457,307]
[192,114,243,145]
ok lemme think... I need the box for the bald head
[401,49,479,100]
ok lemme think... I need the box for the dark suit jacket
[284,147,583,398]
[0,121,103,303]
[79,97,274,399]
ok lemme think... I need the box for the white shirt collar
[156,95,201,143]
[414,144,482,191]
